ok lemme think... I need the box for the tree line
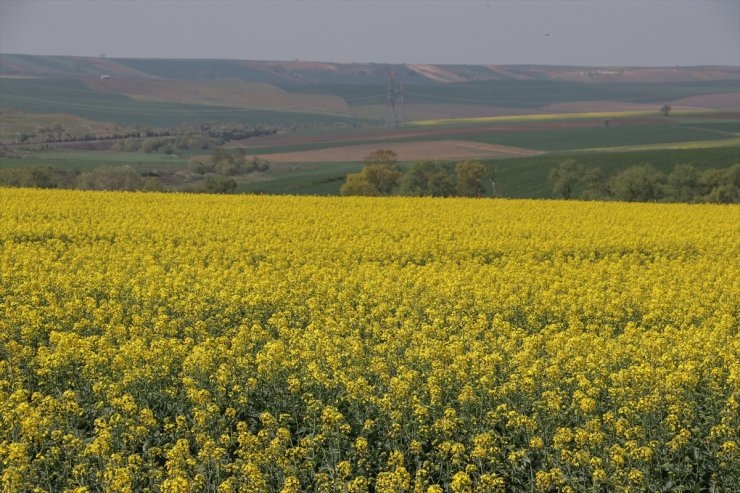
[340,150,487,197]
[6,121,276,148]
[549,160,740,203]
[0,148,270,194]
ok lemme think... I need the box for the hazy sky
[1,0,738,66]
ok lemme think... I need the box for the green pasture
[240,117,739,156]
[283,79,740,109]
[0,78,366,127]
[235,162,365,195]
[455,124,734,151]
[229,146,740,197]
[0,150,191,170]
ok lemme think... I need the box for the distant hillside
[2,53,738,84]
[1,54,738,128]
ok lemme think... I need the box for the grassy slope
[454,124,734,151]
[1,57,737,198]
[0,109,126,143]
[284,79,740,108]
[240,116,739,155]
[0,78,365,127]
[0,150,193,170]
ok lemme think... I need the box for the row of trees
[109,125,278,154]
[0,146,270,194]
[549,160,740,203]
[0,164,245,194]
[111,135,220,154]
[189,148,270,176]
[340,150,487,197]
[0,165,163,192]
[10,121,277,147]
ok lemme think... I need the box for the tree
[660,105,672,117]
[666,164,700,202]
[548,160,583,199]
[364,149,398,166]
[203,176,237,194]
[610,165,666,202]
[455,161,486,197]
[213,148,238,175]
[189,156,215,175]
[362,164,402,195]
[579,167,610,200]
[399,161,455,197]
[340,163,402,196]
[700,163,740,203]
[76,165,146,191]
[340,173,378,196]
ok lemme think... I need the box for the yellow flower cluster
[1,188,738,492]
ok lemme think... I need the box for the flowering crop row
[1,189,738,492]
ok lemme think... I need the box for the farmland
[1,188,738,492]
[1,55,738,196]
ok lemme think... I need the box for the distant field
[229,146,740,197]
[409,109,714,127]
[454,123,736,151]
[482,146,740,199]
[0,109,127,144]
[0,78,366,127]
[1,54,737,200]
[254,140,539,163]
[82,78,351,114]
[235,162,365,195]
[0,150,191,170]
[241,115,738,158]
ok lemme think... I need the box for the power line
[384,71,405,128]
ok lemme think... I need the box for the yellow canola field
[1,188,738,493]
[408,109,708,127]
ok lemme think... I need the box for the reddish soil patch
[256,140,540,163]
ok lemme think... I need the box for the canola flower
[0,188,738,492]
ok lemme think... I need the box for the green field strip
[0,78,369,127]
[577,136,740,153]
[240,121,736,157]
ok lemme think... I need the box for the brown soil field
[407,64,468,83]
[82,78,350,114]
[669,93,740,110]
[485,66,534,80]
[254,140,541,163]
